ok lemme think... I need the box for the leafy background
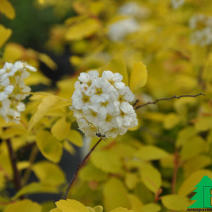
[0,0,212,211]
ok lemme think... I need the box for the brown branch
[171,151,180,193]
[134,93,205,110]
[154,188,163,202]
[6,139,22,191]
[63,137,103,199]
[22,145,39,185]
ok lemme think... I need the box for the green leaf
[36,130,63,163]
[130,61,147,92]
[134,145,169,161]
[103,178,130,211]
[139,164,161,193]
[162,194,190,211]
[4,200,41,212]
[141,203,161,212]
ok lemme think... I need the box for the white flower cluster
[108,18,139,41]
[0,61,36,122]
[189,14,212,46]
[71,70,138,138]
[171,0,184,9]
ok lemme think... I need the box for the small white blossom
[119,2,150,19]
[71,70,138,138]
[189,14,212,46]
[171,0,184,9]
[108,18,139,41]
[0,61,36,122]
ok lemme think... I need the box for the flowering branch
[134,93,204,110]
[6,139,22,191]
[63,137,103,199]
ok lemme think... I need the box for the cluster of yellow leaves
[50,199,133,212]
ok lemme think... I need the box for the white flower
[108,18,139,41]
[189,14,212,46]
[171,0,184,9]
[71,70,138,138]
[119,2,150,19]
[0,61,36,122]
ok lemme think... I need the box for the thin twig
[135,93,204,110]
[22,145,39,185]
[172,151,180,193]
[63,137,103,199]
[6,139,22,191]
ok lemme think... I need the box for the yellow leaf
[128,194,143,212]
[106,58,128,85]
[178,169,212,196]
[13,183,58,199]
[163,113,180,129]
[87,206,103,212]
[130,61,147,92]
[139,164,161,193]
[110,208,134,212]
[38,53,57,70]
[180,136,208,161]
[135,145,169,161]
[125,173,139,189]
[51,117,70,140]
[141,203,161,212]
[36,130,63,163]
[28,95,59,130]
[103,178,130,211]
[4,200,41,212]
[65,18,100,40]
[32,161,65,185]
[0,25,12,48]
[68,130,83,147]
[3,43,23,62]
[161,194,190,211]
[55,199,89,212]
[195,116,212,132]
[0,0,15,19]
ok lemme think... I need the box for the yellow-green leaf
[110,208,134,212]
[32,161,65,185]
[51,117,70,140]
[161,194,190,211]
[0,0,15,19]
[128,194,143,212]
[103,178,130,211]
[130,61,147,92]
[66,18,100,40]
[135,145,169,161]
[55,199,89,212]
[36,130,63,163]
[141,203,161,212]
[139,164,161,193]
[68,130,83,147]
[0,25,12,48]
[4,200,41,212]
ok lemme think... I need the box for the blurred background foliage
[0,0,212,212]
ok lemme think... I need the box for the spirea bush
[0,0,212,212]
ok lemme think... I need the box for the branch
[134,93,205,110]
[63,137,103,199]
[171,151,180,193]
[22,145,39,185]
[6,139,22,191]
